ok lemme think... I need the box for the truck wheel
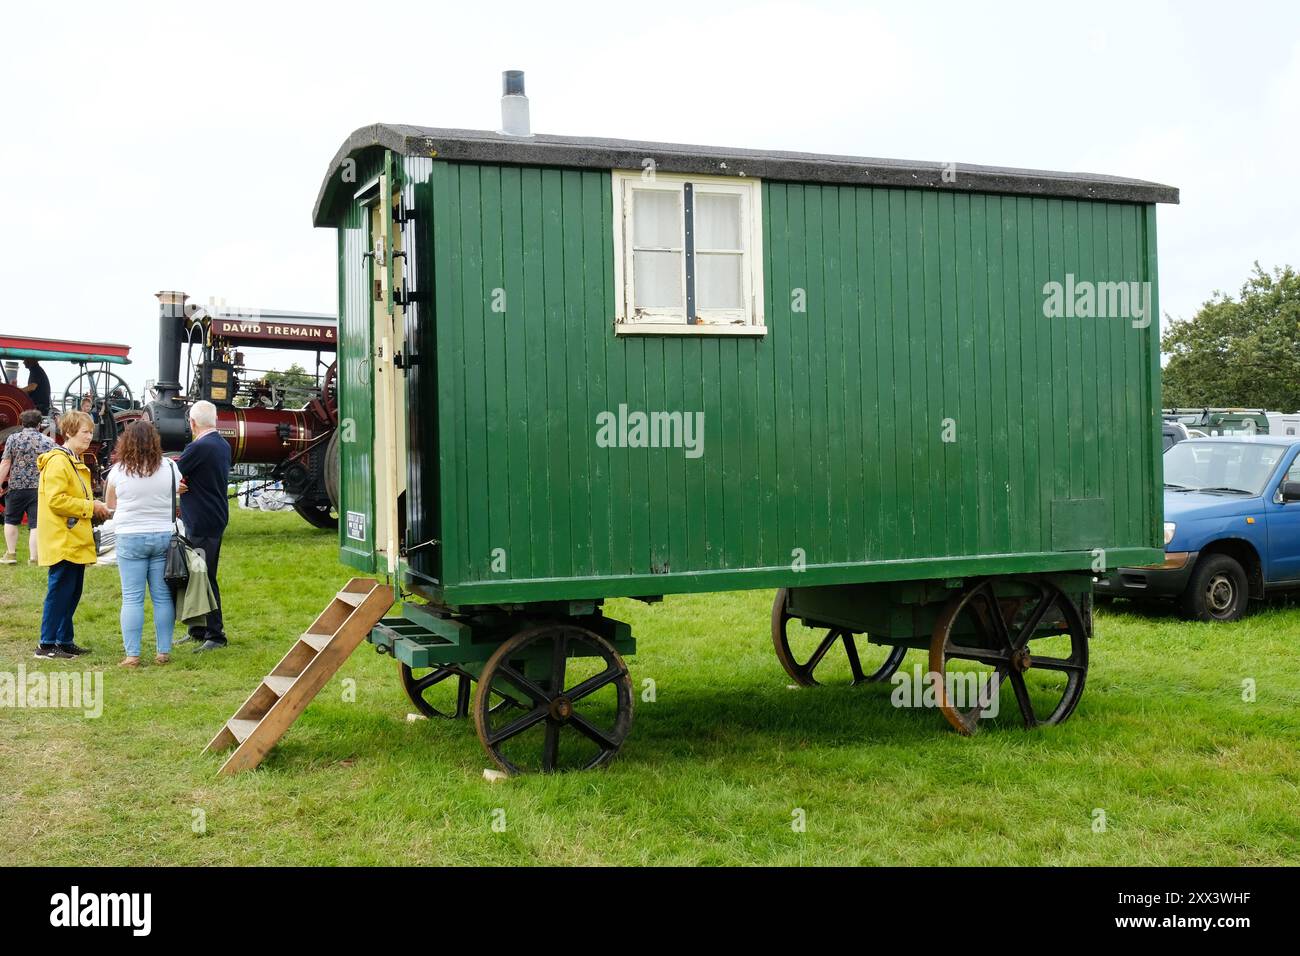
[1181,554,1248,622]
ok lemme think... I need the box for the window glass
[633,250,683,308]
[695,193,742,249]
[633,190,680,248]
[697,253,743,309]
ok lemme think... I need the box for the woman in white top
[105,421,181,668]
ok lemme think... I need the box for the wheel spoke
[494,664,551,704]
[805,630,841,672]
[565,663,624,702]
[412,668,455,693]
[549,631,568,697]
[842,633,867,683]
[542,720,561,772]
[1027,655,1086,674]
[486,705,547,745]
[1007,671,1037,727]
[1015,590,1058,648]
[976,583,1015,651]
[454,674,471,717]
[944,643,1011,666]
[569,711,620,751]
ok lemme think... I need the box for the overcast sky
[2,0,1296,396]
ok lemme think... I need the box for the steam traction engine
[144,291,340,528]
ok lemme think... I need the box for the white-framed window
[612,171,765,335]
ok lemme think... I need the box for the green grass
[0,509,1297,865]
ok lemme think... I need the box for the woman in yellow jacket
[36,411,109,659]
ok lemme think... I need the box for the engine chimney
[154,290,188,405]
[499,70,531,137]
[146,290,194,451]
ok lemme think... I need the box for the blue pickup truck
[1095,436,1300,621]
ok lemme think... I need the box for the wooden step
[204,579,394,774]
[301,633,332,652]
[263,675,296,696]
[228,719,260,744]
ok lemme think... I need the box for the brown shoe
[119,657,141,669]
[154,653,170,665]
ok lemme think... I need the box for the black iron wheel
[400,662,514,720]
[929,577,1089,735]
[771,588,907,687]
[473,625,633,775]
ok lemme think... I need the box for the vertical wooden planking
[1001,198,1027,551]
[800,186,826,563]
[519,168,550,577]
[920,188,951,554]
[560,170,592,577]
[904,191,928,556]
[457,165,488,581]
[880,189,904,558]
[819,186,847,562]
[951,191,972,556]
[1061,201,1083,504]
[581,172,613,575]
[984,195,1011,553]
[856,189,882,559]
[417,161,1160,596]
[500,166,532,580]
[1104,202,1129,543]
[771,186,799,559]
[757,184,781,566]
[838,188,865,560]
[479,167,510,580]
[433,161,469,586]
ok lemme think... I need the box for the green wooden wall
[399,158,1162,604]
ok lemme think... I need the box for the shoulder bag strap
[170,460,181,534]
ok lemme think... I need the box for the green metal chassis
[367,570,1093,671]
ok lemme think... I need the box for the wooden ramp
[205,578,394,775]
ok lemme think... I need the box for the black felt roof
[313,124,1179,226]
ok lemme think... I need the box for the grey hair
[189,400,218,430]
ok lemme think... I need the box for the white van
[1266,411,1300,437]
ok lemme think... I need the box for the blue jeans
[117,532,175,657]
[40,561,86,647]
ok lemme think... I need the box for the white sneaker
[0,553,17,565]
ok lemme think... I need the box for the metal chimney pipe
[154,290,188,405]
[499,70,531,137]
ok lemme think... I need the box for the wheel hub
[1009,647,1033,672]
[1207,574,1234,612]
[548,696,574,722]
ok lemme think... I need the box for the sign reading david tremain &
[211,318,337,343]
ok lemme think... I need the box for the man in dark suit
[177,400,232,653]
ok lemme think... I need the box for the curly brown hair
[116,420,164,478]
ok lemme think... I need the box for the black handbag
[163,462,191,590]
